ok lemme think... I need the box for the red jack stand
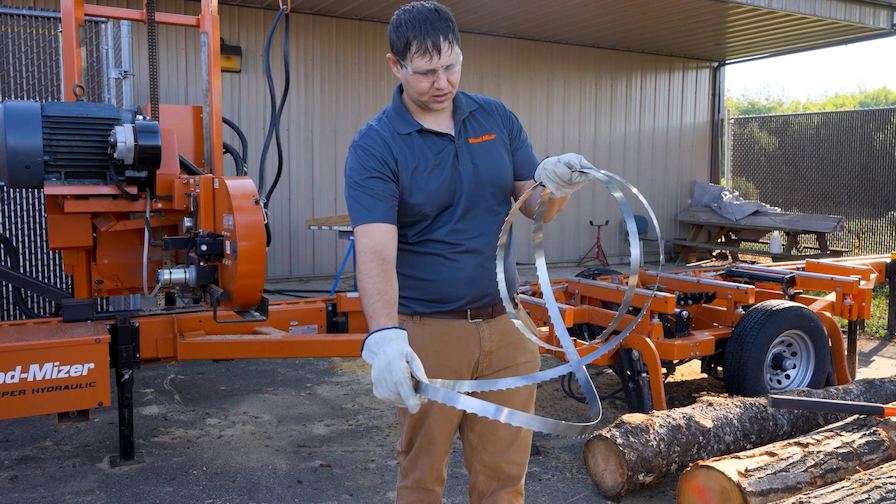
[577,219,610,267]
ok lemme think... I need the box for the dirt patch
[2,336,893,504]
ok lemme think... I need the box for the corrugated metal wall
[8,0,713,278]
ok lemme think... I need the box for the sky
[725,36,896,100]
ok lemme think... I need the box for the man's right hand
[361,327,428,413]
[534,153,597,198]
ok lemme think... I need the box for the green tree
[725,87,896,116]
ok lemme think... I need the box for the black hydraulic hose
[223,141,245,176]
[560,372,588,404]
[263,289,311,298]
[263,10,290,206]
[257,7,290,247]
[257,7,286,198]
[0,232,44,319]
[223,116,249,176]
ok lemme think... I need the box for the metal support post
[888,255,896,338]
[120,21,135,108]
[709,63,726,184]
[108,316,141,465]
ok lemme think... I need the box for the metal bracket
[208,284,269,324]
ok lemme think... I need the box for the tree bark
[778,459,896,504]
[677,413,896,504]
[583,377,896,498]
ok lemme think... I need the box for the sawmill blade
[417,381,600,439]
[407,167,666,436]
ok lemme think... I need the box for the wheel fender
[815,310,852,386]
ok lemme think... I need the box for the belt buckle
[466,309,484,323]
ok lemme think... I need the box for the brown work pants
[394,313,540,504]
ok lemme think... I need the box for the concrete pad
[857,336,896,379]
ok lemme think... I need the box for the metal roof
[220,0,896,62]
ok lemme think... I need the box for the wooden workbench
[673,207,847,263]
[304,214,352,232]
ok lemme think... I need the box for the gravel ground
[2,265,893,504]
[0,354,692,504]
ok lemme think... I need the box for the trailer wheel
[724,300,830,397]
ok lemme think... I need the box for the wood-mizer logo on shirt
[468,134,497,144]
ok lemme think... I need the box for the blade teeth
[423,395,592,439]
[451,383,518,393]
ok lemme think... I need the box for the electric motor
[0,100,161,189]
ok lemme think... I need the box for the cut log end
[583,378,896,498]
[583,435,628,498]
[677,466,747,504]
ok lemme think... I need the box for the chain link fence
[730,107,896,255]
[0,7,131,321]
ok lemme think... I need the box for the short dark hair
[388,1,460,64]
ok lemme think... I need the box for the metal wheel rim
[765,329,816,391]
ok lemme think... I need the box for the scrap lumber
[583,377,896,498]
[778,459,896,504]
[677,411,896,504]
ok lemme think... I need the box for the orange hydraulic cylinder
[622,335,667,410]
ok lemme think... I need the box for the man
[344,2,596,502]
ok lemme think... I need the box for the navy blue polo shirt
[344,84,539,314]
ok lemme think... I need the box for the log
[677,412,896,503]
[778,459,896,504]
[583,377,896,498]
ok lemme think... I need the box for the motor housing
[0,100,161,189]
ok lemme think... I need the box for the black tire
[575,267,622,280]
[724,300,830,397]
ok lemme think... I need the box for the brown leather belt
[421,303,507,321]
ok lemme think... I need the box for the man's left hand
[534,153,596,198]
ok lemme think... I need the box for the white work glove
[534,153,596,198]
[361,327,428,413]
